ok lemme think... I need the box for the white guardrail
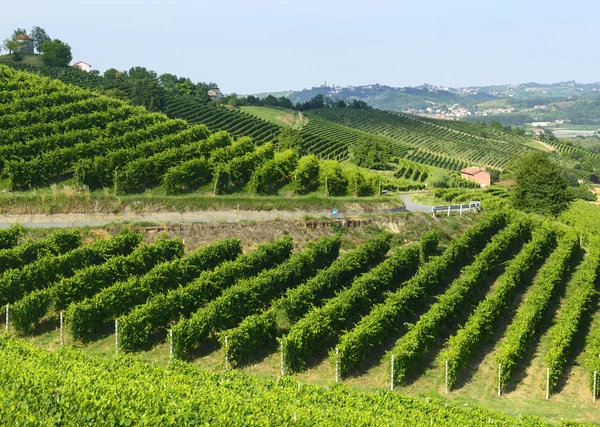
[432,201,481,217]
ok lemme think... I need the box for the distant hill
[254,81,600,126]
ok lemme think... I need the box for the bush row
[11,238,182,334]
[65,239,242,341]
[222,233,392,366]
[172,236,341,358]
[118,237,294,352]
[0,229,81,274]
[439,225,555,390]
[545,247,600,394]
[283,243,421,373]
[494,232,580,390]
[0,230,142,305]
[332,212,508,377]
[389,219,531,385]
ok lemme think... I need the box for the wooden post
[5,304,8,332]
[335,347,339,383]
[115,319,119,354]
[169,328,173,363]
[379,177,382,196]
[594,371,597,403]
[390,354,395,390]
[60,311,64,347]
[445,360,449,395]
[225,336,230,371]
[325,178,329,197]
[498,364,501,397]
[280,340,285,377]
[546,367,550,400]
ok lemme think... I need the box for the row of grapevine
[544,247,600,394]
[310,108,530,170]
[439,226,556,390]
[0,230,142,305]
[221,233,392,366]
[162,95,281,144]
[0,337,549,426]
[0,224,25,250]
[389,219,531,385]
[11,238,183,333]
[172,236,341,358]
[0,229,81,274]
[332,212,507,377]
[283,243,421,372]
[65,239,243,341]
[495,232,580,390]
[118,237,294,352]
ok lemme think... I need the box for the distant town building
[460,167,492,187]
[14,34,34,54]
[533,127,545,136]
[577,178,585,185]
[72,61,92,72]
[207,89,223,100]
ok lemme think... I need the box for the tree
[11,28,27,38]
[30,26,50,53]
[352,136,392,170]
[510,151,574,217]
[276,127,304,155]
[2,38,22,56]
[40,39,72,67]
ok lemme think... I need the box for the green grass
[240,106,307,129]
[0,188,403,215]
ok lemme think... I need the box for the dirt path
[0,206,406,228]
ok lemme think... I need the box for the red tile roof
[14,34,32,41]
[460,167,490,176]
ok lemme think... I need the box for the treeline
[216,93,372,112]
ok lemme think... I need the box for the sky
[2,0,597,94]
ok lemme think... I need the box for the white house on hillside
[72,61,92,72]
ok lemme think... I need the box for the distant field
[240,106,307,129]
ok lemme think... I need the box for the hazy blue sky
[2,0,597,94]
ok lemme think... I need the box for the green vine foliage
[0,230,142,306]
[11,237,182,334]
[494,232,580,389]
[118,236,293,352]
[65,239,242,341]
[332,212,507,378]
[439,225,556,390]
[172,236,340,359]
[222,233,392,367]
[389,218,532,385]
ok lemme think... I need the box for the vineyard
[0,66,419,198]
[2,211,600,424]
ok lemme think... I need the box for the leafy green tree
[11,28,27,38]
[40,39,72,67]
[352,136,392,170]
[30,26,50,53]
[510,151,574,216]
[277,127,304,155]
[319,160,347,196]
[2,38,22,56]
[104,68,124,79]
[292,155,320,194]
[278,96,294,109]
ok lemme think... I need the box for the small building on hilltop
[14,34,34,54]
[461,167,492,187]
[207,89,223,100]
[72,61,92,72]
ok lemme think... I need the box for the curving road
[399,194,434,213]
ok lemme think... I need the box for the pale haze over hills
[1,0,598,94]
